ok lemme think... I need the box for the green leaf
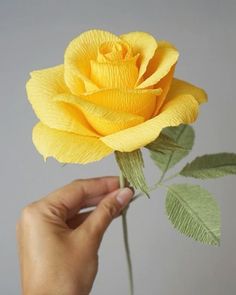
[115,149,149,196]
[146,133,187,153]
[150,124,195,172]
[180,153,236,179]
[166,184,220,246]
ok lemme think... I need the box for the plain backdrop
[1,0,236,294]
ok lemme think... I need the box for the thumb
[81,187,134,249]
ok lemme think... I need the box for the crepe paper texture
[166,184,220,246]
[26,29,207,163]
[150,124,195,173]
[180,153,236,179]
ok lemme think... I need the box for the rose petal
[64,29,120,94]
[120,32,158,83]
[54,94,144,136]
[138,41,179,88]
[101,94,199,152]
[153,65,176,116]
[32,122,113,164]
[90,56,139,88]
[26,65,98,137]
[80,88,162,120]
[166,78,208,104]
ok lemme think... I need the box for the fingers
[80,195,105,209]
[41,176,119,220]
[77,187,134,249]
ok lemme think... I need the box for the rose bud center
[97,41,133,62]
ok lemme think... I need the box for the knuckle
[19,201,39,223]
[44,201,67,219]
[101,200,119,219]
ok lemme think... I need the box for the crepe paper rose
[27,29,230,295]
[26,29,207,164]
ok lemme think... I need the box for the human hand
[16,176,133,295]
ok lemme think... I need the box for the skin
[16,176,134,295]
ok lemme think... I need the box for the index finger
[42,176,119,219]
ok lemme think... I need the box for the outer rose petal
[101,95,199,152]
[80,88,162,120]
[64,30,120,94]
[33,122,113,164]
[153,65,176,116]
[26,65,98,137]
[120,32,158,83]
[54,94,144,136]
[166,78,208,104]
[138,41,179,89]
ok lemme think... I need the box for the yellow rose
[26,29,207,164]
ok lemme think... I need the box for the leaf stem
[158,168,167,184]
[152,171,179,191]
[119,172,134,295]
[162,172,179,183]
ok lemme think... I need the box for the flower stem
[119,173,134,295]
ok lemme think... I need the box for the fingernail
[116,188,134,206]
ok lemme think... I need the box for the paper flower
[26,29,236,295]
[26,29,207,164]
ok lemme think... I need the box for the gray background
[1,0,236,294]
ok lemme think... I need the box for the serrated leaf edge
[166,184,220,245]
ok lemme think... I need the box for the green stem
[162,172,179,183]
[119,173,134,295]
[152,171,179,191]
[158,169,167,184]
